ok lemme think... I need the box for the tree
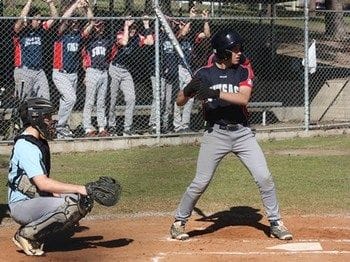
[124,0,135,14]
[144,0,153,14]
[325,0,347,40]
[160,0,172,15]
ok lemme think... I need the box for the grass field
[0,134,349,220]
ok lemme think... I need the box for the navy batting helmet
[19,98,56,140]
[211,29,243,60]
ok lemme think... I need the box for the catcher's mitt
[85,176,121,206]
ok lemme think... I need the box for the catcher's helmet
[211,29,243,60]
[19,97,56,140]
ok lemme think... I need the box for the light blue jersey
[8,137,46,204]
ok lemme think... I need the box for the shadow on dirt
[44,224,133,252]
[45,233,134,252]
[189,206,270,238]
[0,204,10,224]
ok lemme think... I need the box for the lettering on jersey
[181,41,192,51]
[163,41,174,53]
[92,46,106,57]
[67,43,79,52]
[212,84,240,93]
[24,37,41,47]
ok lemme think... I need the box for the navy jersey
[14,27,46,69]
[53,31,82,73]
[159,31,178,79]
[196,62,254,125]
[179,36,193,70]
[111,34,140,68]
[83,34,112,70]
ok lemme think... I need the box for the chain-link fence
[0,1,349,141]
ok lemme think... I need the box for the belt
[91,67,107,72]
[20,65,41,70]
[59,69,76,74]
[216,123,241,131]
[208,122,243,131]
[111,62,126,69]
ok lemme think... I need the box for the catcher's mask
[211,29,244,60]
[19,97,56,140]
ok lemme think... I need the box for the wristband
[143,28,152,35]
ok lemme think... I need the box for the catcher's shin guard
[20,195,93,242]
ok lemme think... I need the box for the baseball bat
[153,5,193,76]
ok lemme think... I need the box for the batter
[170,29,293,241]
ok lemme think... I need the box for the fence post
[154,0,161,141]
[303,0,310,131]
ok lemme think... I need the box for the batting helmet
[211,29,243,60]
[19,98,56,140]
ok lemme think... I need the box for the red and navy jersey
[82,34,113,70]
[53,31,82,73]
[196,61,254,125]
[13,24,49,69]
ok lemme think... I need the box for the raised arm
[142,16,154,45]
[45,0,58,29]
[58,0,82,34]
[82,0,95,37]
[14,0,33,33]
[177,6,196,38]
[197,9,211,39]
[118,18,134,46]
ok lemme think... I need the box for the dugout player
[173,7,211,133]
[108,17,154,136]
[52,0,94,139]
[7,97,93,256]
[148,20,179,134]
[13,0,58,100]
[82,19,111,137]
[170,29,293,241]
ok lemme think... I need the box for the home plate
[267,242,323,251]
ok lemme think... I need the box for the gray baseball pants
[149,76,172,130]
[108,63,135,131]
[83,68,108,131]
[9,194,78,226]
[174,124,281,222]
[14,67,50,100]
[52,70,78,128]
[173,65,194,131]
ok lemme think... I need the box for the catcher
[7,97,121,256]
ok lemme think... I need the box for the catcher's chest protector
[13,134,51,175]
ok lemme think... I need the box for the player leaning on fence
[108,16,154,136]
[13,0,58,100]
[173,6,211,133]
[82,15,112,137]
[52,0,94,139]
[170,29,293,241]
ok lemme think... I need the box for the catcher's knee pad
[20,195,93,241]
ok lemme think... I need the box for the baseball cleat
[13,231,44,256]
[270,220,293,240]
[170,221,189,240]
[56,126,74,139]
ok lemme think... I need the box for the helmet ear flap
[213,48,233,60]
[19,100,31,127]
[211,29,244,60]
[19,98,56,140]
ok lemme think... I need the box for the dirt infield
[0,211,349,262]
